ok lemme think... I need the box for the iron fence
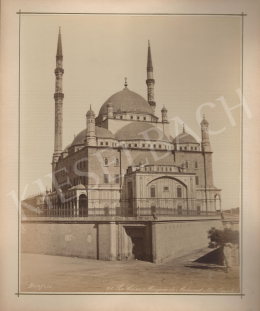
[22,207,217,218]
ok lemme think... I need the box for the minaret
[53,27,64,165]
[146,41,156,112]
[200,115,212,152]
[200,115,214,196]
[161,106,168,123]
[85,105,96,146]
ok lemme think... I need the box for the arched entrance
[214,195,221,211]
[79,194,88,217]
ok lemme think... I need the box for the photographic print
[19,14,242,294]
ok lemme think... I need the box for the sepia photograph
[18,14,242,294]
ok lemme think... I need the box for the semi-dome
[70,126,115,147]
[99,87,155,116]
[172,132,198,144]
[115,122,169,142]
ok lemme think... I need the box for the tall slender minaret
[53,27,64,165]
[200,115,212,152]
[146,41,156,112]
[200,114,214,190]
[85,105,96,146]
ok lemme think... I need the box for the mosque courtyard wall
[21,218,221,263]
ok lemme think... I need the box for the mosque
[22,29,222,263]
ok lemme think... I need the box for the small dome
[161,106,167,112]
[201,117,209,126]
[115,122,169,142]
[71,127,115,146]
[172,132,198,144]
[86,106,95,117]
[99,87,155,116]
[69,184,86,190]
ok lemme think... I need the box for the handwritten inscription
[106,284,239,293]
[26,283,52,291]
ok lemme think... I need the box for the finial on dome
[90,104,92,110]
[124,77,128,88]
[183,124,185,133]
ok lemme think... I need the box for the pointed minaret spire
[147,40,153,71]
[56,27,63,59]
[52,28,64,169]
[146,40,156,112]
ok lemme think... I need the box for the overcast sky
[20,15,241,209]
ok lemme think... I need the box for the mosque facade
[22,29,222,263]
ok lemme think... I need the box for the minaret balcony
[56,55,63,61]
[146,79,155,85]
[54,93,64,99]
[55,68,64,74]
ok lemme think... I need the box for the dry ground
[20,248,239,293]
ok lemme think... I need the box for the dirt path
[20,248,239,293]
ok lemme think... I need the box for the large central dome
[98,87,155,116]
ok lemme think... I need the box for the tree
[207,227,239,272]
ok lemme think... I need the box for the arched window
[116,204,121,216]
[197,204,201,215]
[150,185,155,198]
[177,186,182,198]
[177,203,182,215]
[104,203,109,216]
[79,194,88,217]
[215,195,221,211]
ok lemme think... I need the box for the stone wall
[21,219,222,263]
[21,222,98,259]
[152,219,222,263]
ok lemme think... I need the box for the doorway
[79,194,88,217]
[132,237,144,260]
[124,227,147,261]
